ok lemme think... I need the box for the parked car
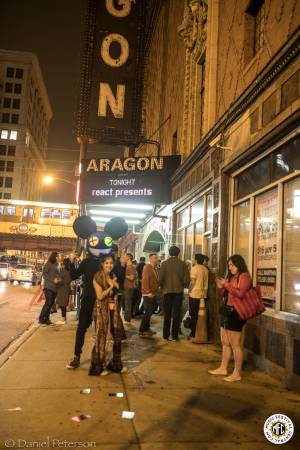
[0,262,10,281]
[10,264,39,285]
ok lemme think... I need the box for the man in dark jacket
[66,254,101,369]
[159,246,190,341]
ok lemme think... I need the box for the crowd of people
[37,247,255,383]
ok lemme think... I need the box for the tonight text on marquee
[86,157,164,172]
[98,0,134,119]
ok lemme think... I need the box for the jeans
[139,296,156,332]
[189,297,200,337]
[163,293,183,339]
[74,297,95,356]
[61,306,67,319]
[124,288,134,322]
[39,289,56,323]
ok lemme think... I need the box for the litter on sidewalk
[80,388,91,394]
[109,392,124,398]
[122,411,135,419]
[72,414,91,422]
[7,407,22,411]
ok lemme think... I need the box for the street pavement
[0,281,39,354]
[0,313,299,449]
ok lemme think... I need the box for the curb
[0,321,40,369]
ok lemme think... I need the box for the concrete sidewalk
[0,314,299,450]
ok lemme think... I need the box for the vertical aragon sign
[77,0,145,145]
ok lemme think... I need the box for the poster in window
[255,190,278,305]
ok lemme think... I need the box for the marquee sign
[77,0,145,145]
[79,156,181,204]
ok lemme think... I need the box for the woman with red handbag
[208,254,251,383]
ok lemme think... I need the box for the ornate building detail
[177,1,208,157]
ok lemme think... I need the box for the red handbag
[232,285,266,321]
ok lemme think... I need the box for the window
[15,68,24,79]
[6,161,14,172]
[5,177,13,188]
[0,205,4,214]
[0,146,6,156]
[52,209,61,219]
[234,200,251,266]
[1,130,9,139]
[12,99,20,109]
[254,190,278,308]
[23,208,34,218]
[5,83,13,93]
[2,113,10,124]
[10,131,17,140]
[254,1,265,54]
[3,193,11,199]
[191,199,204,222]
[0,177,3,187]
[62,209,71,220]
[7,146,16,156]
[6,67,14,78]
[0,161,5,172]
[3,98,11,108]
[7,205,16,214]
[14,84,22,94]
[282,178,300,314]
[41,209,50,218]
[11,114,19,124]
[178,208,190,228]
[194,221,204,254]
[185,225,193,267]
[206,193,213,231]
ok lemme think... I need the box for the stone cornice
[171,30,300,183]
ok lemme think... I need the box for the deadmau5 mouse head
[73,215,128,257]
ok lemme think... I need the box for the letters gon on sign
[77,0,146,145]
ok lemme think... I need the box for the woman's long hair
[94,254,115,289]
[48,252,58,264]
[226,254,249,280]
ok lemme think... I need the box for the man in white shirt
[188,254,208,339]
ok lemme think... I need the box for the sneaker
[101,369,112,377]
[45,320,54,326]
[56,320,66,325]
[139,332,147,337]
[121,366,128,374]
[66,356,80,369]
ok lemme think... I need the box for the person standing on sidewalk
[188,254,208,341]
[123,253,136,324]
[66,253,101,369]
[55,258,72,325]
[38,252,60,326]
[139,253,159,337]
[159,246,190,341]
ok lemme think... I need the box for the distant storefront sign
[79,156,181,204]
[76,0,145,145]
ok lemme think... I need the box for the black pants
[163,293,183,339]
[139,296,156,332]
[39,288,56,323]
[189,297,200,337]
[74,297,95,357]
[61,306,67,319]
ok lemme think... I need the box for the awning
[143,230,165,253]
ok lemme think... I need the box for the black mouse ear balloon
[73,216,97,239]
[104,217,128,240]
[111,243,119,253]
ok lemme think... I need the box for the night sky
[0,0,86,202]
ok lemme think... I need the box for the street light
[42,175,76,187]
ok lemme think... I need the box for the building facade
[0,50,52,201]
[135,0,300,388]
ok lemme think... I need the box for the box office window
[282,178,300,314]
[62,209,71,220]
[40,209,50,218]
[52,209,61,219]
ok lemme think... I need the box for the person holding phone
[208,254,251,382]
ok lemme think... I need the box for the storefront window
[194,221,204,254]
[178,208,189,228]
[282,178,300,314]
[191,199,204,222]
[185,225,193,268]
[206,192,213,231]
[234,200,250,266]
[177,229,185,256]
[254,189,278,308]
